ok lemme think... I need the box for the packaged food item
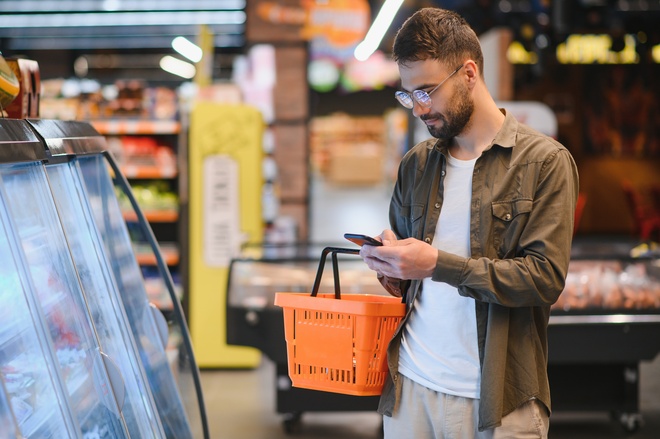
[0,52,19,111]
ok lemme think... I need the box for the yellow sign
[188,102,264,368]
[556,34,639,64]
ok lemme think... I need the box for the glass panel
[0,380,20,439]
[0,175,78,439]
[78,155,196,439]
[46,161,165,439]
[0,162,129,438]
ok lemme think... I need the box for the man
[359,8,578,438]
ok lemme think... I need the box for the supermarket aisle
[199,358,660,438]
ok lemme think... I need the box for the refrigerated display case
[548,239,660,433]
[0,182,79,438]
[0,118,208,438]
[30,118,206,438]
[1,158,133,438]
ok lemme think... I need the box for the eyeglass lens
[395,64,463,109]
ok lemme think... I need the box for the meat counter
[548,239,660,433]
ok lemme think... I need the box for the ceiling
[0,0,657,84]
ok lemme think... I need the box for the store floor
[199,357,660,439]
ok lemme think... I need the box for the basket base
[291,381,384,397]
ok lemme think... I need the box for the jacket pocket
[491,198,533,257]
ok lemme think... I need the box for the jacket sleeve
[377,150,416,298]
[432,148,579,307]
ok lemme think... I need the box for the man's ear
[463,59,479,86]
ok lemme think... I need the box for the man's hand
[359,230,437,280]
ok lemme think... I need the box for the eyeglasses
[395,64,464,109]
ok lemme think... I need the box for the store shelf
[120,165,177,179]
[123,210,178,223]
[90,119,181,135]
[134,242,179,266]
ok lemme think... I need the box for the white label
[203,155,241,267]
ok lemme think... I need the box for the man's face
[398,59,473,140]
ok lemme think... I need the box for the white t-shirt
[398,152,481,398]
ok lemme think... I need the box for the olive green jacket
[377,110,579,431]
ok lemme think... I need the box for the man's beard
[422,83,474,140]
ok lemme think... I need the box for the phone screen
[344,233,383,246]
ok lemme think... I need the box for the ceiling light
[354,0,404,61]
[172,36,203,63]
[0,11,246,28]
[160,55,196,79]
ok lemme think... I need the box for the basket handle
[310,247,360,299]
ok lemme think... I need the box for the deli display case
[227,240,660,433]
[548,238,660,433]
[0,118,208,438]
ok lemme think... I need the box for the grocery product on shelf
[553,259,660,312]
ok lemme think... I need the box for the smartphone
[344,233,383,247]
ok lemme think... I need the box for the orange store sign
[257,0,370,48]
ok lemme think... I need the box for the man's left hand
[360,237,437,280]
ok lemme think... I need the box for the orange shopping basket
[274,247,405,396]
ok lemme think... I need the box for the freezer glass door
[0,172,79,438]
[0,162,129,438]
[46,161,166,439]
[78,154,196,439]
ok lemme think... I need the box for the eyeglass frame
[395,64,464,109]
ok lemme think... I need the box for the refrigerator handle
[101,352,126,412]
[150,302,169,350]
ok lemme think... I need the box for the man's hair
[392,8,484,76]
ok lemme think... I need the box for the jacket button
[424,237,431,243]
[434,202,440,209]
[441,170,446,177]
[504,213,512,221]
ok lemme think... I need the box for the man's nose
[412,100,430,118]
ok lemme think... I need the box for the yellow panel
[188,102,263,368]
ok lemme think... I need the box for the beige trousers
[383,374,549,439]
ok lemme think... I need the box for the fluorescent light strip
[0,11,246,28]
[0,0,246,12]
[354,0,404,61]
[7,34,244,50]
[172,36,203,63]
[160,55,196,79]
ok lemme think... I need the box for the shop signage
[508,33,659,65]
